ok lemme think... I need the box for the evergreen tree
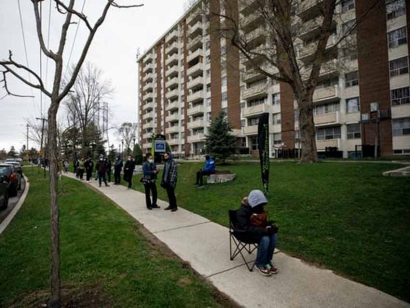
[133,144,143,165]
[8,146,17,157]
[205,111,237,163]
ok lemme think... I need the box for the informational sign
[154,139,166,152]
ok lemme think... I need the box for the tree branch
[111,2,144,9]
[32,0,57,60]
[53,0,93,31]
[0,71,34,99]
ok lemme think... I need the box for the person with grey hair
[236,190,278,276]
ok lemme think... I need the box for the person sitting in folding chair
[235,189,278,276]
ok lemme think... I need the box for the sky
[0,0,188,153]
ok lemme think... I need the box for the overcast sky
[0,0,188,153]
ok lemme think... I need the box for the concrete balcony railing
[166,41,180,54]
[166,101,180,111]
[142,111,154,120]
[243,125,258,135]
[165,53,179,66]
[296,0,322,17]
[143,82,153,92]
[188,133,206,143]
[186,8,201,24]
[165,89,179,100]
[165,77,179,88]
[187,48,203,62]
[316,138,340,151]
[241,12,260,30]
[165,126,180,134]
[168,138,181,146]
[242,84,266,100]
[187,62,204,76]
[165,29,179,43]
[188,36,202,50]
[313,85,339,102]
[142,132,153,139]
[187,104,205,116]
[165,113,180,122]
[189,21,203,37]
[243,103,270,117]
[187,90,204,103]
[142,102,155,110]
[143,92,154,101]
[299,16,324,39]
[314,111,340,126]
[302,59,337,80]
[245,27,265,44]
[142,143,151,149]
[188,76,204,89]
[166,65,179,77]
[143,72,154,82]
[143,62,155,73]
[299,35,337,59]
[187,119,205,129]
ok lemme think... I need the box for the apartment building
[138,0,410,158]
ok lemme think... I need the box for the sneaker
[266,264,278,274]
[255,265,272,276]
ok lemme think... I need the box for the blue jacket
[143,161,158,180]
[203,157,215,173]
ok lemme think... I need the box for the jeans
[144,182,157,208]
[166,186,177,209]
[255,233,278,267]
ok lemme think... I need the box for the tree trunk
[298,94,318,163]
[47,100,61,308]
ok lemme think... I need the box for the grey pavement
[382,165,410,177]
[64,172,409,308]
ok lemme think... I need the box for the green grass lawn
[0,168,235,307]
[130,161,410,303]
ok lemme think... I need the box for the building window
[314,102,340,115]
[388,26,407,48]
[346,97,360,113]
[341,0,355,13]
[272,93,280,105]
[249,117,259,126]
[316,127,341,140]
[249,97,266,107]
[206,98,211,106]
[273,133,282,145]
[392,117,410,136]
[390,57,409,77]
[240,102,245,109]
[222,91,228,101]
[386,0,406,20]
[250,136,258,151]
[394,149,410,154]
[347,123,361,139]
[272,113,281,125]
[240,137,246,148]
[295,130,300,142]
[345,71,359,88]
[207,112,212,121]
[391,87,410,106]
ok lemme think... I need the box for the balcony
[187,8,201,25]
[166,101,179,111]
[165,76,179,88]
[187,104,205,116]
[240,0,259,15]
[297,0,323,20]
[165,113,180,122]
[166,41,180,54]
[242,84,266,100]
[302,59,338,80]
[187,48,203,62]
[189,21,203,38]
[143,82,153,92]
[188,119,205,129]
[142,132,153,139]
[299,16,324,40]
[188,133,206,143]
[241,12,262,33]
[313,85,339,102]
[166,65,179,77]
[187,90,204,103]
[314,111,340,126]
[165,89,179,100]
[245,27,266,46]
[143,102,155,110]
[188,76,204,89]
[142,143,152,149]
[168,138,181,146]
[143,92,154,101]
[243,125,258,135]
[142,111,154,120]
[165,53,179,66]
[299,35,337,61]
[316,138,340,151]
[188,36,203,51]
[165,125,180,134]
[187,62,204,76]
[165,28,178,43]
[144,62,155,73]
[243,103,270,117]
[143,72,154,82]
[243,68,266,83]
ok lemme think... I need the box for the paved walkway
[65,173,409,308]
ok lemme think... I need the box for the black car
[7,162,23,176]
[0,175,8,210]
[0,164,21,197]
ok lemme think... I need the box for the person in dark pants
[96,156,109,187]
[77,157,85,180]
[161,152,178,212]
[74,159,79,177]
[114,155,123,185]
[106,158,112,183]
[123,155,135,189]
[142,153,160,210]
[84,157,94,183]
[195,154,215,187]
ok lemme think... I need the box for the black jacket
[123,160,135,181]
[84,160,94,172]
[235,204,266,243]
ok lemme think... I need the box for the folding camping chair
[229,209,258,271]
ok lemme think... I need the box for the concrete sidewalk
[65,173,409,308]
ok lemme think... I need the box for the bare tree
[64,62,113,157]
[116,122,138,154]
[25,118,47,148]
[0,1,142,307]
[208,0,383,162]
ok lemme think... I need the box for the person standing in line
[63,160,69,173]
[74,158,79,177]
[77,157,85,180]
[161,152,178,212]
[142,153,160,210]
[123,155,135,189]
[106,158,112,183]
[96,155,110,187]
[84,157,94,183]
[114,155,123,185]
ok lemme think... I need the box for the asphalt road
[0,177,26,225]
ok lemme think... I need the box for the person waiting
[194,154,215,187]
[142,153,160,210]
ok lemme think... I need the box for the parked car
[0,164,21,197]
[0,175,8,210]
[7,162,23,176]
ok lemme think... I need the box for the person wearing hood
[95,155,109,187]
[161,152,178,212]
[142,153,160,210]
[114,155,123,185]
[84,157,94,183]
[236,190,278,276]
[123,155,136,189]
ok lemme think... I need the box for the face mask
[128,158,131,161]
[148,159,153,163]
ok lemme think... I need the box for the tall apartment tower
[138,0,410,158]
